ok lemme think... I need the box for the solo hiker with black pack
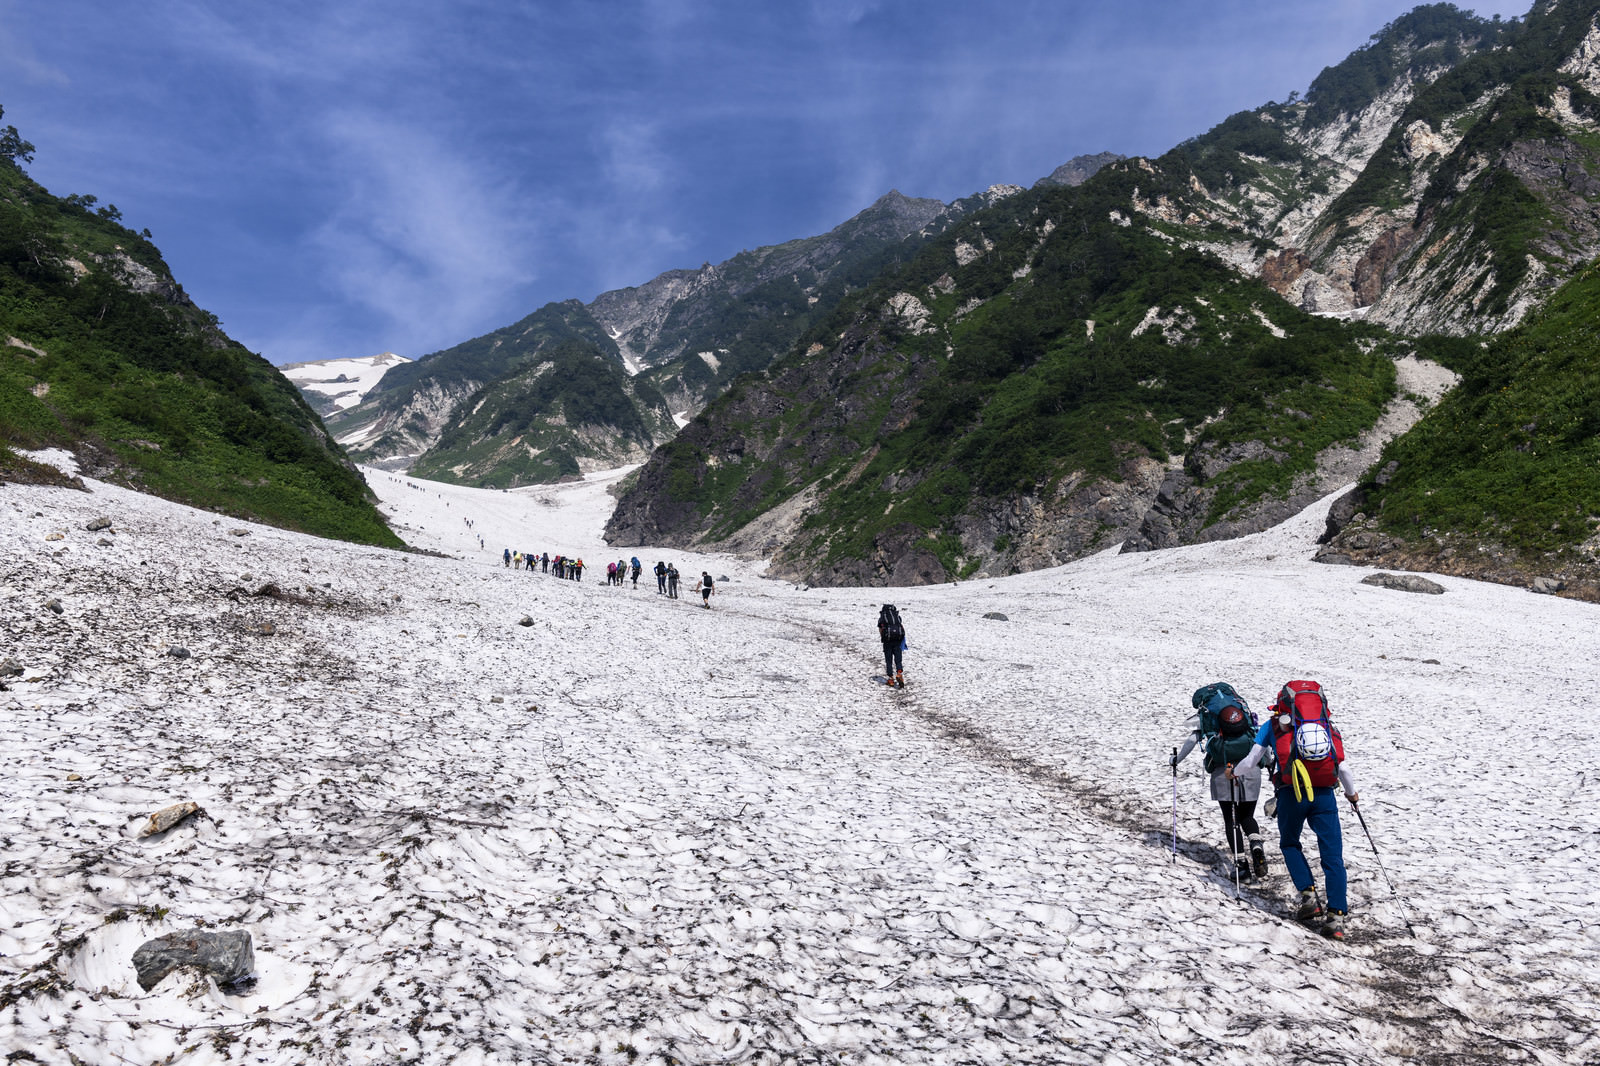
[1229,679,1360,941]
[877,604,907,687]
[1171,682,1268,883]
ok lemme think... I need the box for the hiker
[630,558,641,588]
[654,561,667,594]
[1229,680,1360,941]
[877,604,906,687]
[503,548,511,568]
[666,564,680,599]
[1172,686,1268,882]
[698,571,715,609]
[607,561,617,585]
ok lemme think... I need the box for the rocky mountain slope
[0,113,400,547]
[322,164,1119,487]
[607,0,1600,588]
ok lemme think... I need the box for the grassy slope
[636,163,1398,577]
[1367,258,1600,562]
[0,157,401,548]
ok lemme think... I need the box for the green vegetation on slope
[1367,258,1600,559]
[0,117,400,547]
[409,339,673,487]
[632,162,1398,577]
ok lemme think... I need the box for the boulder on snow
[518,615,534,627]
[0,657,22,677]
[166,647,192,660]
[982,612,1009,621]
[1530,576,1566,595]
[1360,572,1446,595]
[141,801,204,837]
[44,598,63,614]
[132,929,255,991]
[85,516,113,532]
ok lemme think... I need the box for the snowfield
[2,458,1597,1065]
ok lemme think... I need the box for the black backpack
[878,604,905,643]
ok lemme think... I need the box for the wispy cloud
[306,110,541,354]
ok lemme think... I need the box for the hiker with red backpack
[1171,682,1269,883]
[1229,679,1360,941]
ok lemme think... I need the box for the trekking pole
[1170,748,1179,862]
[1351,801,1417,935]
[1228,767,1241,899]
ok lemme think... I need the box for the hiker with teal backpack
[1229,679,1360,941]
[1171,683,1269,883]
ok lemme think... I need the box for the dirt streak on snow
[1,461,1596,1065]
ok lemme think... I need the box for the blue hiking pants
[1275,785,1348,913]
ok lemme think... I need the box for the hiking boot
[1251,847,1268,878]
[1236,859,1252,882]
[1323,910,1346,941]
[894,671,905,688]
[1295,888,1323,921]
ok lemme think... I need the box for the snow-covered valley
[2,460,1597,1065]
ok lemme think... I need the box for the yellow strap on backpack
[1290,759,1313,803]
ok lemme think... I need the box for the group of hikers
[874,603,1364,941]
[503,549,588,579]
[1170,679,1361,941]
[499,549,719,608]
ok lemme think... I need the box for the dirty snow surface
[3,461,1597,1066]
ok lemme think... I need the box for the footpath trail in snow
[1,460,1597,1065]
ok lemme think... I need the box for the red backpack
[1271,680,1345,799]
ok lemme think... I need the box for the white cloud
[306,109,541,352]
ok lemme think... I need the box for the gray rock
[44,598,64,615]
[141,800,204,836]
[132,929,255,991]
[1360,572,1446,595]
[0,657,22,677]
[229,528,250,537]
[85,516,113,532]
[982,612,1009,621]
[1319,486,1367,545]
[1314,552,1358,566]
[167,647,192,659]
[96,537,113,547]
[518,615,534,627]
[1530,576,1567,595]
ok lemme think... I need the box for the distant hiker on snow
[630,558,642,588]
[1229,679,1360,941]
[877,604,906,687]
[1172,682,1269,883]
[667,564,680,599]
[699,571,715,609]
[503,548,511,568]
[654,561,667,595]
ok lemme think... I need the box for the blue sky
[2,1,1519,366]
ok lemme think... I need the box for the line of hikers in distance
[501,549,718,606]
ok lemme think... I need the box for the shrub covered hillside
[1320,259,1600,598]
[607,161,1402,585]
[0,109,401,547]
[408,338,677,487]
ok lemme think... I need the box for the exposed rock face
[1035,153,1126,188]
[132,930,255,991]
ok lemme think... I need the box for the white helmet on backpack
[1295,721,1333,760]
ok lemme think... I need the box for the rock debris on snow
[0,459,1596,1064]
[1360,572,1447,595]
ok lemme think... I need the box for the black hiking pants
[882,640,903,677]
[1219,800,1261,856]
